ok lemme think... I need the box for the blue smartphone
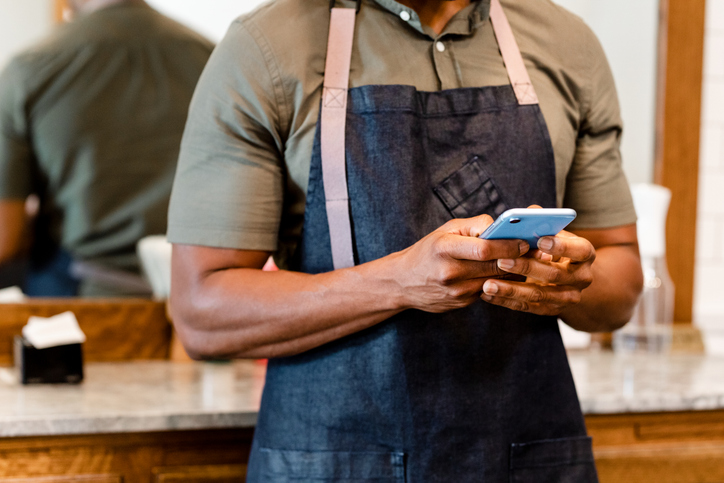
[478,208,577,247]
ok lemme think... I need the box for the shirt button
[400,10,411,21]
[435,41,445,52]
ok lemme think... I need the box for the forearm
[172,254,406,360]
[172,216,525,360]
[560,244,643,332]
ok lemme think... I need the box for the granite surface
[0,360,265,437]
[1,352,724,437]
[570,351,724,414]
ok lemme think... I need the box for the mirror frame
[54,0,68,22]
[655,0,707,325]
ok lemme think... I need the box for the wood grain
[153,465,247,483]
[588,410,724,483]
[596,443,724,483]
[0,476,121,483]
[0,299,171,366]
[654,0,708,324]
[587,410,724,446]
[0,429,254,482]
[3,412,724,481]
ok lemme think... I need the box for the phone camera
[509,218,521,224]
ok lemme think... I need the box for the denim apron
[247,1,598,481]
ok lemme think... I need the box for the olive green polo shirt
[168,0,637,268]
[0,3,213,276]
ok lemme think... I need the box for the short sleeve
[563,38,637,230]
[0,59,35,200]
[167,19,287,251]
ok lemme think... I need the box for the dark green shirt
[0,3,213,281]
[168,0,637,269]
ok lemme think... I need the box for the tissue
[22,312,86,350]
[0,286,25,303]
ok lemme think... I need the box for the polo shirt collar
[371,0,491,37]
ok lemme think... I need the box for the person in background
[0,0,213,297]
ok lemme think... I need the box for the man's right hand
[388,214,530,313]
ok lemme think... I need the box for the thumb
[441,214,495,237]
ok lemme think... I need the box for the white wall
[695,0,724,325]
[146,0,267,42]
[0,0,258,63]
[0,0,54,70]
[554,0,660,185]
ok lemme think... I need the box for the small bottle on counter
[613,184,674,353]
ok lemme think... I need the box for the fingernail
[538,238,554,251]
[483,281,498,295]
[518,241,529,254]
[481,294,493,302]
[498,259,515,270]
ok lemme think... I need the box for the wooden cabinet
[0,299,171,366]
[152,465,246,483]
[3,411,724,481]
[0,429,253,483]
[588,409,724,483]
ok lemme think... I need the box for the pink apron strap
[321,7,357,269]
[489,0,539,105]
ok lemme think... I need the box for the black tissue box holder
[14,336,84,384]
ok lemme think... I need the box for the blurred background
[5,0,720,333]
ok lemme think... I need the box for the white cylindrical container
[613,184,675,353]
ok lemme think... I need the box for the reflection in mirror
[0,0,214,297]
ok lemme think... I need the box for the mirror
[0,0,216,297]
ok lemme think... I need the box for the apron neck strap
[321,7,358,269]
[489,0,539,105]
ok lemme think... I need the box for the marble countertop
[0,360,265,437]
[2,352,724,437]
[570,351,724,414]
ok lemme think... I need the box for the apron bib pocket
[509,436,598,483]
[433,155,508,219]
[258,448,405,482]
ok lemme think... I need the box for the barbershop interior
[0,0,723,481]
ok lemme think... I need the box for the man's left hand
[480,231,595,316]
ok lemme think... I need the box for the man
[168,0,644,480]
[0,0,213,296]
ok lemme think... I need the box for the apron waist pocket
[509,436,598,483]
[258,448,405,482]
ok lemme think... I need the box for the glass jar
[613,255,674,353]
